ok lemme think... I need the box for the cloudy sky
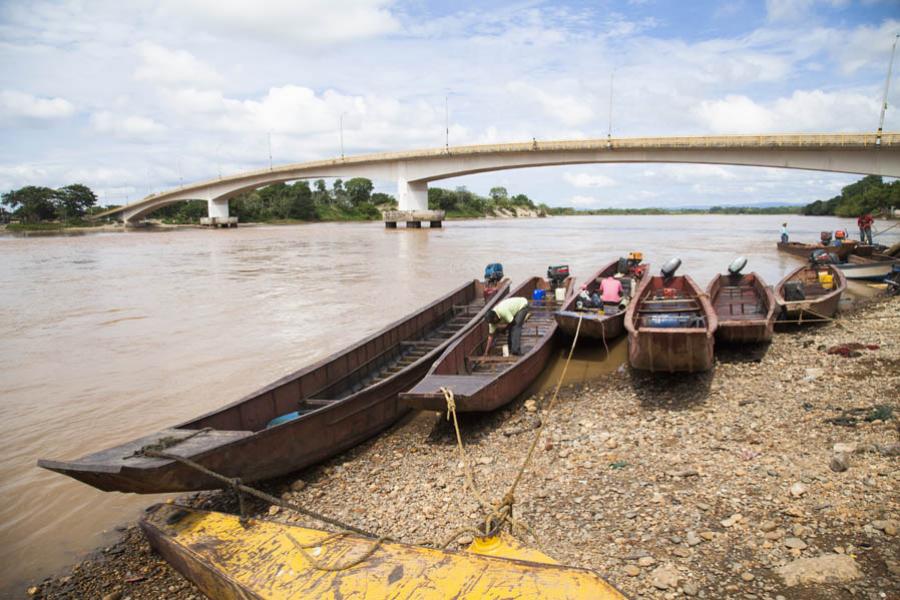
[1,0,898,208]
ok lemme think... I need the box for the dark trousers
[508,307,528,355]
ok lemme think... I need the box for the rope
[437,311,585,548]
[141,449,375,537]
[873,222,899,237]
[286,532,388,572]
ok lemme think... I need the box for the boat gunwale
[774,263,847,311]
[706,271,777,329]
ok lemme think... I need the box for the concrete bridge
[97,133,900,225]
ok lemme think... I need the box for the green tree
[344,177,374,207]
[489,186,508,203]
[56,183,97,218]
[1,186,57,222]
[312,179,331,206]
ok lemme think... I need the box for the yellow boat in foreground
[141,504,626,599]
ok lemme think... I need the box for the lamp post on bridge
[340,112,346,159]
[877,33,899,146]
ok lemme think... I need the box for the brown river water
[1,214,896,593]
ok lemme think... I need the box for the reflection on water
[0,215,896,593]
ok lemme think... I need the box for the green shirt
[489,297,529,334]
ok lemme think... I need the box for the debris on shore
[29,297,899,599]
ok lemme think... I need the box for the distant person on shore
[857,214,874,245]
[485,296,529,356]
[781,223,789,244]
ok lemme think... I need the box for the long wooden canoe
[774,264,846,321]
[777,241,854,260]
[624,274,717,372]
[140,503,627,599]
[38,279,509,493]
[837,253,900,281]
[400,276,573,412]
[707,272,776,343]
[555,259,648,341]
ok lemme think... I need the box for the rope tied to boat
[140,449,379,539]
[438,311,585,549]
[126,427,214,459]
[286,532,388,572]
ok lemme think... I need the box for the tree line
[428,186,547,217]
[801,175,900,217]
[1,184,99,223]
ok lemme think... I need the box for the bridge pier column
[208,198,230,220]
[397,179,428,211]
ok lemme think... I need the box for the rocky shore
[28,297,898,599]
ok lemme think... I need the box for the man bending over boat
[485,297,529,356]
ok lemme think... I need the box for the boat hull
[777,242,854,260]
[39,279,509,493]
[624,274,717,373]
[707,272,776,343]
[140,504,627,600]
[775,264,846,321]
[836,256,899,281]
[401,276,573,412]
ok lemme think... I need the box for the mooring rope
[439,312,585,548]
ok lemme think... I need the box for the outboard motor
[809,249,838,265]
[727,256,748,276]
[660,257,682,280]
[547,265,570,289]
[820,231,833,244]
[484,263,504,284]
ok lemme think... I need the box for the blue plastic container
[532,288,546,305]
[645,314,705,328]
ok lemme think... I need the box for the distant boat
[554,258,649,342]
[777,241,855,261]
[624,271,717,372]
[774,264,846,321]
[38,279,509,493]
[707,272,776,343]
[401,275,573,412]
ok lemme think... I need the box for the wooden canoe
[837,253,900,281]
[707,272,776,343]
[774,264,846,321]
[140,503,627,599]
[400,276,574,412]
[777,241,854,261]
[624,274,717,372]
[38,279,509,493]
[554,259,648,341]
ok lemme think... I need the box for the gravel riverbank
[28,297,899,599]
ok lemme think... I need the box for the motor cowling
[660,258,681,279]
[547,264,570,288]
[484,263,504,284]
[728,256,748,275]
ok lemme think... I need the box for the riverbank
[26,295,898,599]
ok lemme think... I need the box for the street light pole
[267,132,273,170]
[445,94,449,152]
[340,112,346,159]
[607,69,615,147]
[877,33,899,145]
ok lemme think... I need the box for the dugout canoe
[774,264,846,321]
[554,259,648,341]
[707,272,776,343]
[140,503,627,599]
[400,275,574,412]
[624,274,717,372]
[836,253,900,281]
[38,279,509,494]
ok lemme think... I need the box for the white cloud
[134,42,223,88]
[161,0,400,46]
[507,81,595,127]
[0,90,75,120]
[694,89,880,133]
[569,194,600,206]
[563,172,617,188]
[90,111,167,139]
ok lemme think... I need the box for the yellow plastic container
[818,271,834,289]
[628,251,643,261]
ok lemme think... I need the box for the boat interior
[779,267,836,302]
[712,274,767,322]
[637,276,706,329]
[181,280,501,433]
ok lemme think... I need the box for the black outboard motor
[484,263,504,284]
[820,231,833,245]
[547,265,570,289]
[660,257,681,280]
[727,256,748,276]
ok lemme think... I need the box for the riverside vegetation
[26,296,899,599]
